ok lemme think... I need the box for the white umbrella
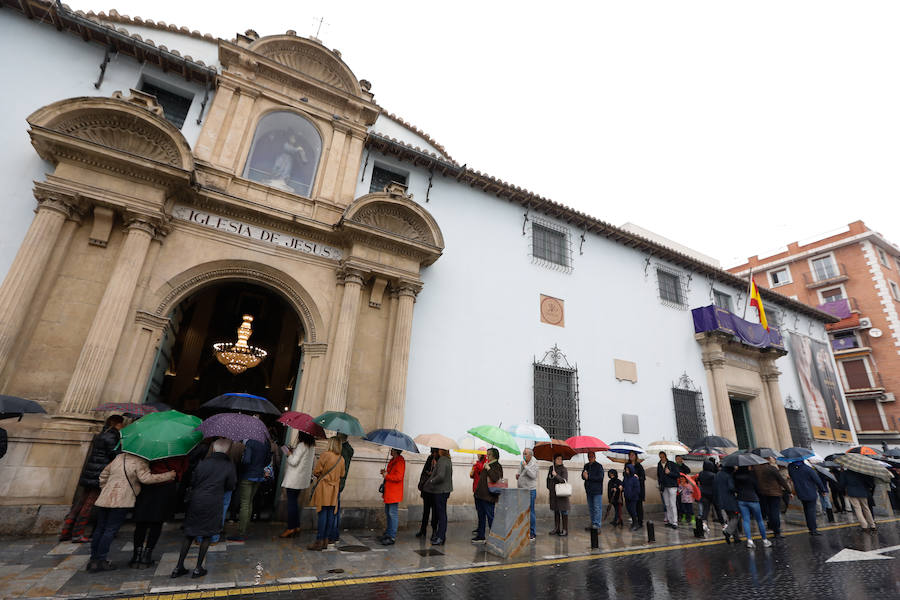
[647,440,690,456]
[505,423,551,442]
[455,434,487,455]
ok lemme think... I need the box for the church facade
[0,1,856,532]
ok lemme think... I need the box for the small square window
[890,281,900,302]
[139,81,192,129]
[657,269,683,306]
[532,222,570,268]
[713,290,733,312]
[369,165,407,194]
[769,268,790,287]
[877,247,890,267]
[821,287,844,303]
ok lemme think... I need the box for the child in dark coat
[607,469,624,527]
[623,464,642,531]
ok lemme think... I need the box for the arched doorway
[143,281,304,414]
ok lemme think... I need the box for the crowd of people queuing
[62,417,899,576]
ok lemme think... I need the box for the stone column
[59,219,156,416]
[297,342,328,417]
[762,361,794,449]
[698,335,738,443]
[382,282,421,430]
[0,197,73,375]
[322,268,365,413]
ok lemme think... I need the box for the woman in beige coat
[88,453,175,573]
[306,437,345,551]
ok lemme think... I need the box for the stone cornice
[134,310,171,331]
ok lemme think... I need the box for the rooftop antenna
[311,17,329,41]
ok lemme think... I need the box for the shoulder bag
[309,455,341,497]
[555,482,573,497]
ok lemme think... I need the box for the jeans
[328,494,342,541]
[801,499,819,532]
[819,492,832,511]
[286,488,303,530]
[317,507,335,540]
[529,489,537,537]
[61,486,100,539]
[738,500,767,541]
[760,495,783,535]
[587,493,603,529]
[89,507,129,561]
[384,503,399,539]
[433,492,449,541]
[475,498,495,539]
[238,480,260,536]
[662,487,678,524]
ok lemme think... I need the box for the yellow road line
[123,517,900,599]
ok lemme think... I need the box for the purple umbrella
[197,413,270,443]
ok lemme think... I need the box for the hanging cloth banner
[691,305,785,351]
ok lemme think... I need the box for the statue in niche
[267,132,309,191]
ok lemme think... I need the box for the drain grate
[326,568,345,574]
[337,545,370,552]
[414,548,444,557]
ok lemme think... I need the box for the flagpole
[742,268,753,319]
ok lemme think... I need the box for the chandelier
[213,314,268,375]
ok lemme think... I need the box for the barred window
[534,345,580,440]
[672,374,707,446]
[713,290,733,312]
[531,223,569,267]
[139,81,192,129]
[657,268,687,308]
[785,408,812,448]
[369,165,407,194]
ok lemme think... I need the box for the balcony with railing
[831,336,860,352]
[803,262,849,288]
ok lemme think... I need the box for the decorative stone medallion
[540,294,564,327]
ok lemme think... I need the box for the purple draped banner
[817,299,852,320]
[691,305,785,351]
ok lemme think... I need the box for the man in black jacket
[582,452,605,531]
[657,452,680,528]
[60,415,124,542]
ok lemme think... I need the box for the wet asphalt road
[247,522,900,600]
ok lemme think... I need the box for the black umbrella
[750,447,783,459]
[813,464,837,482]
[201,393,280,416]
[0,395,47,421]
[694,435,737,448]
[721,450,769,467]
[822,460,841,468]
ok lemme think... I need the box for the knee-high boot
[128,545,143,568]
[560,514,568,537]
[551,511,560,535]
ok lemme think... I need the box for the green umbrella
[119,410,203,460]
[467,424,521,455]
[314,411,365,437]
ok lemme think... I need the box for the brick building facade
[730,221,900,446]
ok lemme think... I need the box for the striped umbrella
[835,453,892,482]
[606,441,645,463]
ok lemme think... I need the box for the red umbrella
[565,435,609,453]
[277,411,326,439]
[532,440,577,461]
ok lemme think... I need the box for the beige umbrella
[413,433,459,450]
[647,440,691,456]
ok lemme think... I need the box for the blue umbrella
[779,447,815,463]
[607,441,645,454]
[202,393,280,416]
[364,428,420,453]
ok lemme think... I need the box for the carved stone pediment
[352,202,433,245]
[249,36,361,95]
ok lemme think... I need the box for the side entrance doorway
[729,396,756,450]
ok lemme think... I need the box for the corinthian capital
[124,217,157,237]
[336,264,367,287]
[394,280,423,299]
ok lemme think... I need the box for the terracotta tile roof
[366,133,837,324]
[86,8,218,43]
[377,110,455,163]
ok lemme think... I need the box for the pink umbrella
[565,436,609,453]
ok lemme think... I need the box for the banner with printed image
[788,333,852,442]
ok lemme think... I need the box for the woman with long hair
[279,431,316,538]
[307,437,346,551]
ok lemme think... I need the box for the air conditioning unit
[859,317,872,329]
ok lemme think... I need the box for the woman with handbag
[423,448,453,545]
[279,432,316,538]
[307,437,346,551]
[548,454,571,536]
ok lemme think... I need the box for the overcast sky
[69,0,900,267]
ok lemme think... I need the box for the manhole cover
[327,568,345,574]
[337,545,370,552]
[414,549,444,557]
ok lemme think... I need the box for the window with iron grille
[369,165,408,194]
[531,219,572,271]
[672,374,707,446]
[785,408,812,448]
[533,346,580,439]
[713,290,733,312]
[657,267,688,308]
[139,81,192,129]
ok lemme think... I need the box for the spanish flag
[749,279,769,330]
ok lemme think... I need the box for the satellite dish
[870,328,883,338]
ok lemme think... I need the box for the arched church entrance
[143,281,304,415]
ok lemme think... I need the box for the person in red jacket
[379,449,406,545]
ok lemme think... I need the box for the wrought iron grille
[533,345,580,439]
[656,265,689,309]
[785,408,813,449]
[672,374,707,446]
[369,165,407,193]
[530,218,573,272]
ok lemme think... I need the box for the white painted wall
[0,11,213,280]
[370,115,451,161]
[356,151,854,461]
[95,22,221,68]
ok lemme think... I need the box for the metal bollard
[590,527,599,549]
[647,520,655,543]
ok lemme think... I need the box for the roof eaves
[377,109,454,163]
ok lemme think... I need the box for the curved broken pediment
[343,188,445,257]
[353,202,434,245]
